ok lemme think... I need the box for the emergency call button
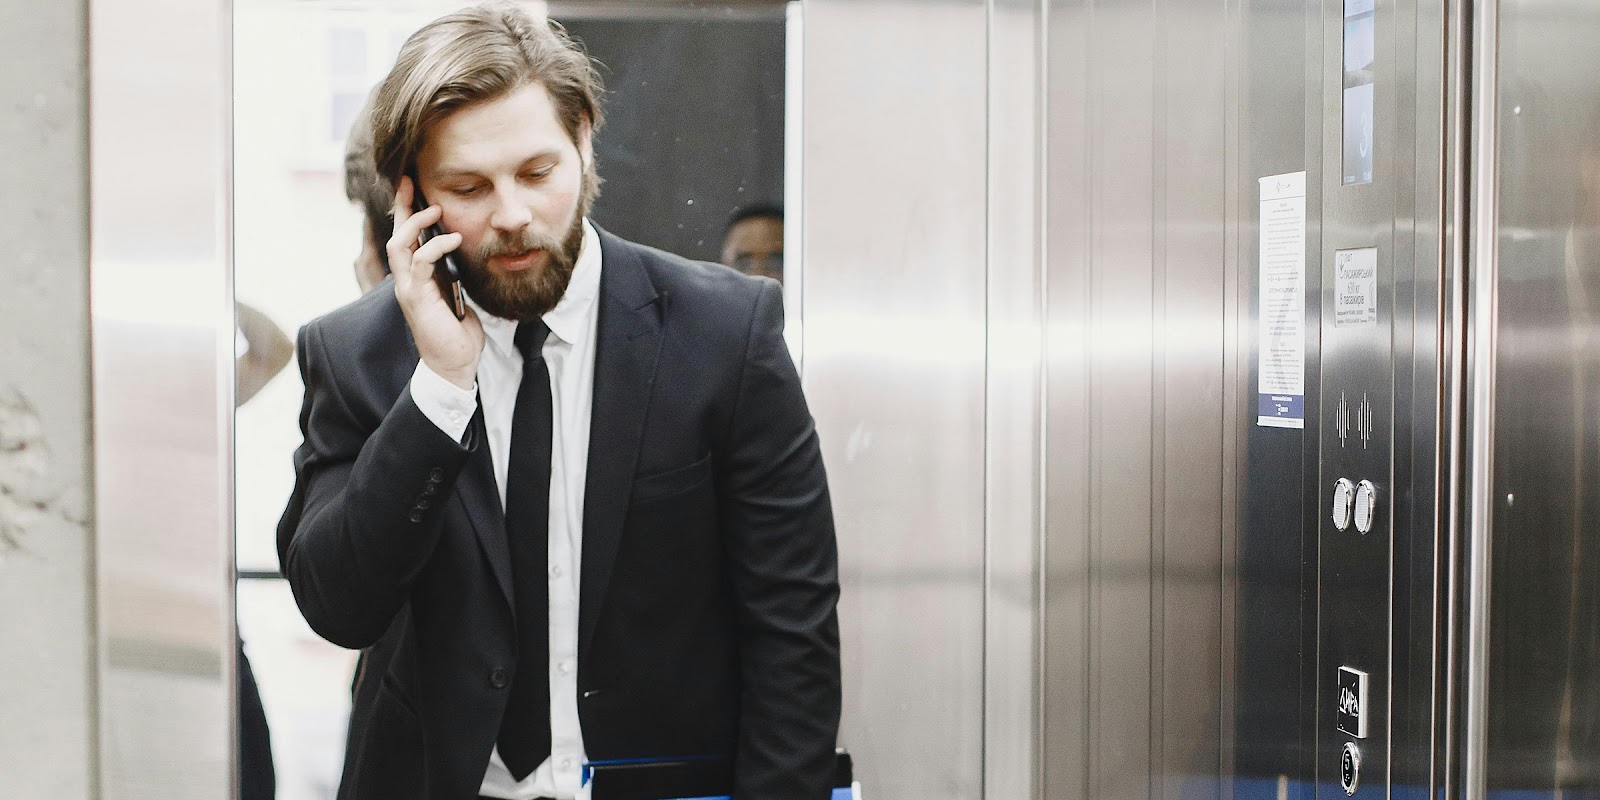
[1337,666,1369,739]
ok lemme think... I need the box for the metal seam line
[1034,2,1050,798]
[1461,0,1501,795]
[1439,0,1471,793]
[982,3,994,799]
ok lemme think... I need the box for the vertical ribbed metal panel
[1041,0,1237,797]
[986,1,1046,799]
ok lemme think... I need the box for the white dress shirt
[409,219,602,800]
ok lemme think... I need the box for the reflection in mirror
[234,3,793,798]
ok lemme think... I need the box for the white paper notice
[1257,172,1307,429]
[1334,248,1379,328]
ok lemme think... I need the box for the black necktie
[498,320,553,781]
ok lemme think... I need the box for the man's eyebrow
[431,151,564,179]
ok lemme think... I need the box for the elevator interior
[69,0,1600,797]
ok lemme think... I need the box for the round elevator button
[1341,742,1361,795]
[1332,478,1355,532]
[1354,480,1378,534]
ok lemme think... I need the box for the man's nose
[489,185,533,231]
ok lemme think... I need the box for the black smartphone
[412,184,466,320]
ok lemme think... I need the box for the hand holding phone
[390,175,482,391]
[413,185,467,321]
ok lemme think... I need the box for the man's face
[722,216,784,283]
[415,82,593,321]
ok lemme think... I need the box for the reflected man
[345,91,394,295]
[720,204,783,283]
[236,300,293,800]
[276,6,841,800]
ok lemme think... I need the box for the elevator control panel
[1317,0,1406,792]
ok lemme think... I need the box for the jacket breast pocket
[630,453,712,505]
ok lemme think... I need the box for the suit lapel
[456,408,514,609]
[580,228,664,659]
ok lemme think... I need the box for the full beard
[458,199,589,322]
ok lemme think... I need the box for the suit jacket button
[416,497,431,510]
[489,668,509,689]
[409,511,424,524]
[429,468,444,483]
[423,483,438,496]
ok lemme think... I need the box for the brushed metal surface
[1235,1,1319,794]
[89,0,235,796]
[1482,0,1600,792]
[1041,0,1235,797]
[1085,1,1159,792]
[985,2,1044,800]
[1400,3,1451,799]
[1154,0,1231,794]
[1462,0,1500,796]
[802,2,989,797]
[1440,0,1470,792]
[1311,1,1457,797]
[1042,0,1094,796]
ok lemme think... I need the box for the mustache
[474,229,563,262]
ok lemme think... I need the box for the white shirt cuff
[409,360,477,443]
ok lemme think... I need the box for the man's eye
[451,186,482,197]
[523,169,553,181]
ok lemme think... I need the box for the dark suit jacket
[276,227,841,800]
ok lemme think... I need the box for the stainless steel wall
[804,0,1237,797]
[1041,0,1236,795]
[1042,0,1237,795]
[1483,0,1600,791]
[802,2,991,796]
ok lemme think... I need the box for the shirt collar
[467,218,603,356]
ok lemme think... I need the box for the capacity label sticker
[1334,248,1378,328]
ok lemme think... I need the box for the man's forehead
[730,216,783,242]
[419,86,574,175]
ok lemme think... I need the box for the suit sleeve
[275,321,478,649]
[717,280,843,800]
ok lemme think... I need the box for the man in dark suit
[276,7,841,800]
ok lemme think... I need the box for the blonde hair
[369,4,604,197]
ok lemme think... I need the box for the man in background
[236,299,295,800]
[345,91,394,295]
[720,204,783,283]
